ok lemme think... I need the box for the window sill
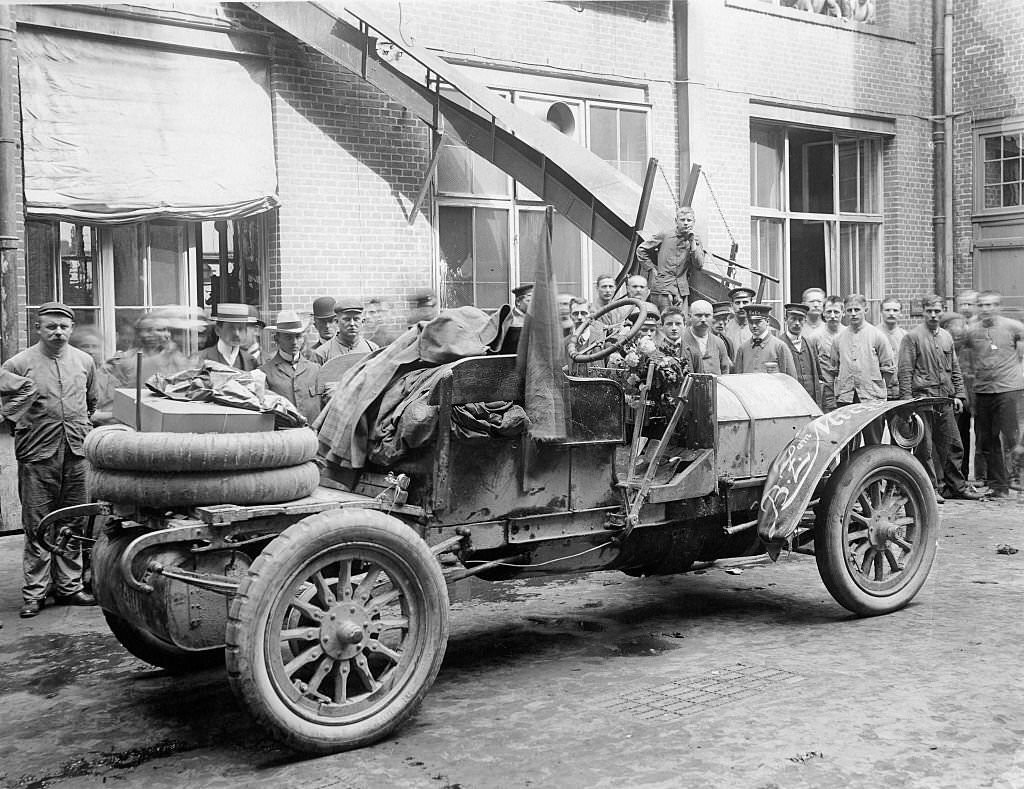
[725,0,915,44]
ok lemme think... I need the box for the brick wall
[950,0,1024,295]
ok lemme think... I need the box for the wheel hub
[319,602,372,660]
[866,508,901,548]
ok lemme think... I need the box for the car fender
[756,397,947,549]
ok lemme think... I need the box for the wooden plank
[193,488,370,525]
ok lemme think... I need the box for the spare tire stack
[85,425,320,509]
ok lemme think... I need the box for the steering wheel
[568,298,652,364]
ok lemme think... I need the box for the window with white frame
[26,216,266,358]
[436,91,649,311]
[749,121,884,317]
[979,128,1024,212]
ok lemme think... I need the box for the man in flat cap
[635,205,707,315]
[733,303,797,377]
[510,284,534,328]
[2,303,97,617]
[779,303,824,407]
[724,286,757,352]
[261,310,323,425]
[314,298,380,363]
[711,301,736,362]
[197,302,260,371]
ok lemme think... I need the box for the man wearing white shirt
[197,302,259,371]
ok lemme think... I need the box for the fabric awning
[19,30,279,224]
[246,1,673,264]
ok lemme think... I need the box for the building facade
[3,0,948,361]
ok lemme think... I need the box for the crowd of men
[1,253,1022,626]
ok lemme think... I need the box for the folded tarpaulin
[19,30,279,223]
[146,361,306,429]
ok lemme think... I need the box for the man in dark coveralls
[898,295,983,502]
[1,302,97,618]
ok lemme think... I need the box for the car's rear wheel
[815,444,938,617]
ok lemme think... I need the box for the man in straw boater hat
[2,302,97,618]
[197,302,260,371]
[261,309,323,425]
[732,303,796,378]
[779,302,824,408]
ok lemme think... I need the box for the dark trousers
[18,440,87,603]
[974,390,1020,492]
[649,292,689,314]
[848,392,885,445]
[915,402,968,494]
[955,405,986,482]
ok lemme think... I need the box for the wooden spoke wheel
[815,444,938,617]
[226,510,448,754]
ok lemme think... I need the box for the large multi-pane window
[26,216,266,357]
[436,91,649,310]
[749,121,884,317]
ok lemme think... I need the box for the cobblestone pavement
[0,496,1021,789]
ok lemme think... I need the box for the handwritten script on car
[758,401,889,543]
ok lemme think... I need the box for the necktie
[752,338,763,348]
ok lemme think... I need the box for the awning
[245,1,673,264]
[19,29,280,224]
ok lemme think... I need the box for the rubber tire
[104,611,224,674]
[85,425,318,472]
[88,462,321,508]
[815,444,938,617]
[225,510,449,755]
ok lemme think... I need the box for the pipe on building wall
[931,0,946,298]
[943,9,955,299]
[673,0,690,203]
[0,5,19,362]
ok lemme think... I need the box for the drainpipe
[0,5,18,362]
[943,8,955,299]
[674,1,690,199]
[931,0,946,299]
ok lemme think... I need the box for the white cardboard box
[113,389,274,434]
